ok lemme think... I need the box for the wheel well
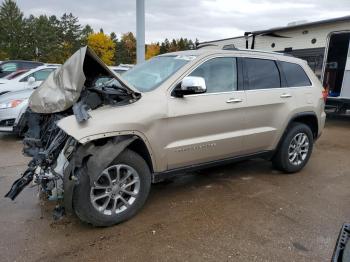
[290,114,318,138]
[127,138,154,173]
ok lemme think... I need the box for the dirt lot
[0,116,349,262]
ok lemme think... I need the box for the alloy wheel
[288,132,309,166]
[90,164,140,216]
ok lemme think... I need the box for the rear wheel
[272,122,313,173]
[73,149,151,226]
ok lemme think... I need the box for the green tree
[117,32,136,64]
[81,24,94,45]
[110,32,117,42]
[159,38,170,54]
[177,38,185,50]
[59,13,82,61]
[109,32,119,64]
[0,0,26,59]
[23,15,63,62]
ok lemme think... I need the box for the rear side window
[244,58,280,90]
[280,61,312,87]
[1,62,17,72]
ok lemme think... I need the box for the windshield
[122,55,195,92]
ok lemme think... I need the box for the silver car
[0,88,33,134]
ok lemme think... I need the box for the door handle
[280,93,292,98]
[226,98,243,103]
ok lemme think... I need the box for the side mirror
[27,76,36,85]
[173,76,207,97]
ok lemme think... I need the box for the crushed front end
[5,46,140,216]
[5,112,71,201]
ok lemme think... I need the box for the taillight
[322,89,328,103]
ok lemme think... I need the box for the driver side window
[189,57,237,93]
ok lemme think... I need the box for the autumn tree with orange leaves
[146,43,160,60]
[87,32,115,65]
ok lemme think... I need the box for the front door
[166,57,247,170]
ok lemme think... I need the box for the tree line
[0,0,197,65]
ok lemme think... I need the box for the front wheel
[73,149,151,227]
[272,122,314,173]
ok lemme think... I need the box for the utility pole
[136,0,145,64]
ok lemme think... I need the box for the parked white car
[0,88,33,134]
[0,65,59,95]
[109,64,133,74]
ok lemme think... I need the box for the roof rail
[222,47,294,57]
[196,43,218,49]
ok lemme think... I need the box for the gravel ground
[0,116,349,262]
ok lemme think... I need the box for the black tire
[73,149,151,227]
[272,122,314,173]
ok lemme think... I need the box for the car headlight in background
[0,99,25,109]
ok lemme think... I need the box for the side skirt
[152,151,273,183]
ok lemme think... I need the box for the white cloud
[16,0,350,43]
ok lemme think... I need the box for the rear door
[242,57,295,153]
[166,56,247,169]
[278,60,314,110]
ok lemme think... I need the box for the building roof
[200,15,350,44]
[250,15,350,35]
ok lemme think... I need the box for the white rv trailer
[199,16,350,112]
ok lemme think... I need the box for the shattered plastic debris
[52,205,65,220]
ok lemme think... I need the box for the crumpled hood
[29,46,138,113]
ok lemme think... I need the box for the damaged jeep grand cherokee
[5,46,326,226]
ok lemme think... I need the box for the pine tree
[81,24,94,45]
[59,13,82,60]
[0,0,26,59]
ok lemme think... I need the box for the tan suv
[6,46,326,226]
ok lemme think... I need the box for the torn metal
[29,46,139,114]
[5,46,140,214]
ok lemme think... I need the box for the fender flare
[63,135,136,213]
[287,111,318,138]
[274,111,318,156]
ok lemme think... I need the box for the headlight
[0,99,25,109]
